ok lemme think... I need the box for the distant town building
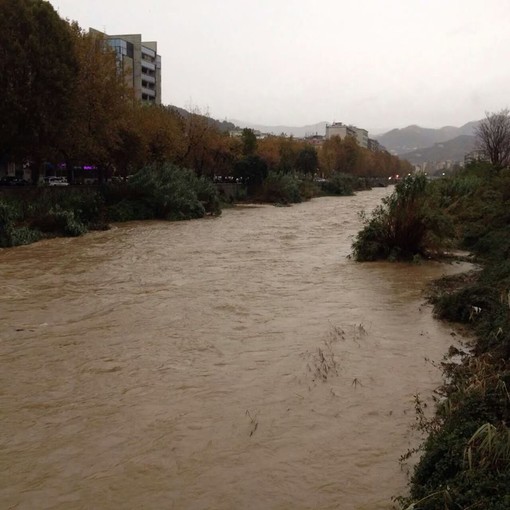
[325,122,368,148]
[90,28,162,105]
[229,128,269,139]
[326,122,355,141]
[304,134,325,147]
[464,149,489,165]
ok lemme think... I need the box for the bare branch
[475,108,510,169]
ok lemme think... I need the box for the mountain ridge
[374,121,480,155]
[399,135,476,165]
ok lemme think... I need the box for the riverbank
[353,167,510,508]
[0,166,374,248]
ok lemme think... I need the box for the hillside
[168,105,237,133]
[375,121,479,155]
[400,135,476,164]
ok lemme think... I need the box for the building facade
[325,122,368,148]
[91,29,162,105]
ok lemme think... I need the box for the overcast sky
[50,0,510,132]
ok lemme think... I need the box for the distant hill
[230,120,328,138]
[400,135,476,165]
[168,105,237,133]
[375,121,479,155]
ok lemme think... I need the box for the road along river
[0,188,467,509]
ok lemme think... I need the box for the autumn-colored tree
[60,25,131,182]
[319,136,344,175]
[277,137,299,173]
[204,132,241,178]
[180,109,218,176]
[110,105,147,179]
[257,136,282,170]
[0,0,79,182]
[139,105,185,166]
[339,136,361,174]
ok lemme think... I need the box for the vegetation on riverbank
[368,164,510,509]
[0,164,222,247]
[0,167,378,248]
[352,173,455,261]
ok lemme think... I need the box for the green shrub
[7,226,42,246]
[258,172,302,204]
[321,172,355,196]
[50,208,88,237]
[298,179,321,200]
[193,175,222,215]
[120,163,221,221]
[352,174,454,261]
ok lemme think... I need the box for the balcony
[141,73,156,84]
[142,86,156,97]
[142,45,156,58]
[141,59,156,71]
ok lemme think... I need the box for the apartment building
[325,122,368,148]
[91,29,162,105]
[326,122,355,141]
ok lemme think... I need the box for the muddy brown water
[0,188,468,509]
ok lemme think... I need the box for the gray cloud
[51,0,510,130]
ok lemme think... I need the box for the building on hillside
[325,122,368,148]
[90,28,162,105]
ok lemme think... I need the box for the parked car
[0,176,31,186]
[44,176,69,187]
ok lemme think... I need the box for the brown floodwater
[0,188,468,509]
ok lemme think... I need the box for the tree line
[0,0,412,185]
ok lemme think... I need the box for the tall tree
[241,128,257,156]
[295,145,318,176]
[475,109,510,170]
[0,0,78,182]
[59,25,131,182]
[234,155,268,194]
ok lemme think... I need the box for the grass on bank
[387,165,510,510]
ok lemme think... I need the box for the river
[0,188,466,509]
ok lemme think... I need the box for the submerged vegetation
[362,163,510,509]
[352,174,455,261]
